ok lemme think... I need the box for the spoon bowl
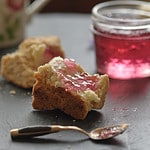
[10,124,129,140]
[90,124,129,140]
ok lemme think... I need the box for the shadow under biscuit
[29,109,104,131]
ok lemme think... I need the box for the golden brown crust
[32,83,89,120]
[1,36,65,88]
[18,36,65,59]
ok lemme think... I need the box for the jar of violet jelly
[91,0,150,79]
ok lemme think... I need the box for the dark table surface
[0,13,150,150]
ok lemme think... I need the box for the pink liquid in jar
[92,0,150,79]
[94,30,150,79]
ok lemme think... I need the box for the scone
[1,36,65,88]
[32,57,109,120]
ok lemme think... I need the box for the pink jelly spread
[44,46,63,63]
[99,126,124,140]
[57,58,99,92]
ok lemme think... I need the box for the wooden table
[0,13,150,150]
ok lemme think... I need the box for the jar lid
[92,0,150,33]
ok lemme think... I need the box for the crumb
[73,120,76,122]
[67,145,72,149]
[9,90,16,95]
[23,91,31,96]
[26,91,31,95]
[58,134,62,137]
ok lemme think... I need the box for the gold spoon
[10,124,129,140]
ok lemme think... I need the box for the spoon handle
[10,125,63,139]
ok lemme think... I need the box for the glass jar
[91,0,150,79]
